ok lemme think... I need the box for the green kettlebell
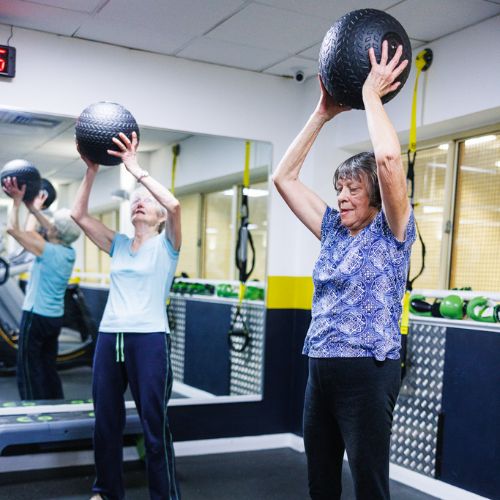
[439,294,464,319]
[466,296,498,323]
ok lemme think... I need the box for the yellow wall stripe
[267,276,314,310]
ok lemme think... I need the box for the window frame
[402,123,500,291]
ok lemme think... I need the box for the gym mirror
[0,107,270,409]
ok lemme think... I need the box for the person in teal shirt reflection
[3,180,81,400]
[72,131,182,500]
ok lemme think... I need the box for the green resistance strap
[466,296,500,323]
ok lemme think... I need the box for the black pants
[17,311,64,400]
[303,357,401,500]
[92,332,180,500]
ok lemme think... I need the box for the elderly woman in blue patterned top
[273,42,416,500]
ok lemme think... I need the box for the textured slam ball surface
[319,8,412,109]
[1,159,42,202]
[75,102,140,166]
[40,178,57,209]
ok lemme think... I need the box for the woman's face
[336,175,378,235]
[130,194,165,230]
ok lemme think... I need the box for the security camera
[294,71,305,83]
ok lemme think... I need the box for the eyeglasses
[130,196,156,207]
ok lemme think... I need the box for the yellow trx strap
[243,140,251,189]
[400,291,411,335]
[238,140,252,305]
[408,49,433,153]
[401,48,433,338]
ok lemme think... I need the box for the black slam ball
[1,159,42,202]
[75,102,140,166]
[40,178,57,209]
[319,8,412,110]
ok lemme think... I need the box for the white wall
[147,135,272,192]
[0,24,306,276]
[1,16,498,277]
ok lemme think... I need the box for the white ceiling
[0,0,499,80]
[0,0,499,187]
[0,108,191,188]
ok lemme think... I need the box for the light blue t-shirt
[303,207,416,361]
[23,242,76,317]
[99,233,179,333]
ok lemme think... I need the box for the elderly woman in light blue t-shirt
[3,181,81,401]
[72,131,181,500]
[273,43,416,500]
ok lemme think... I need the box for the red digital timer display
[0,45,16,78]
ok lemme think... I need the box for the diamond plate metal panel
[168,297,186,383]
[390,321,446,477]
[168,297,265,396]
[229,303,265,396]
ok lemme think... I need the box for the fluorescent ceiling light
[438,144,449,150]
[422,206,443,214]
[244,188,268,197]
[223,188,268,197]
[464,135,496,146]
[460,165,497,174]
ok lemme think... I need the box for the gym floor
[0,448,437,499]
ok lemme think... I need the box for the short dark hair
[333,152,381,210]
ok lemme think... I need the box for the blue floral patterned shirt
[303,207,416,361]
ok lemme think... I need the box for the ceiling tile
[298,42,321,60]
[207,3,333,55]
[21,0,104,14]
[387,0,500,41]
[263,56,319,80]
[178,37,287,71]
[256,0,397,19]
[76,0,245,54]
[0,0,88,36]
[75,19,193,54]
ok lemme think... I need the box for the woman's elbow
[70,210,85,225]
[168,199,181,217]
[271,172,284,187]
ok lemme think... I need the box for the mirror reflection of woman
[72,132,182,500]
[273,43,416,499]
[3,181,81,400]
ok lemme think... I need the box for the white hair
[53,208,82,245]
[130,186,167,233]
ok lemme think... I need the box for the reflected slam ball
[1,159,42,202]
[319,8,412,110]
[75,102,140,166]
[40,178,57,209]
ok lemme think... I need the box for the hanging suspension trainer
[400,48,433,379]
[229,141,255,352]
